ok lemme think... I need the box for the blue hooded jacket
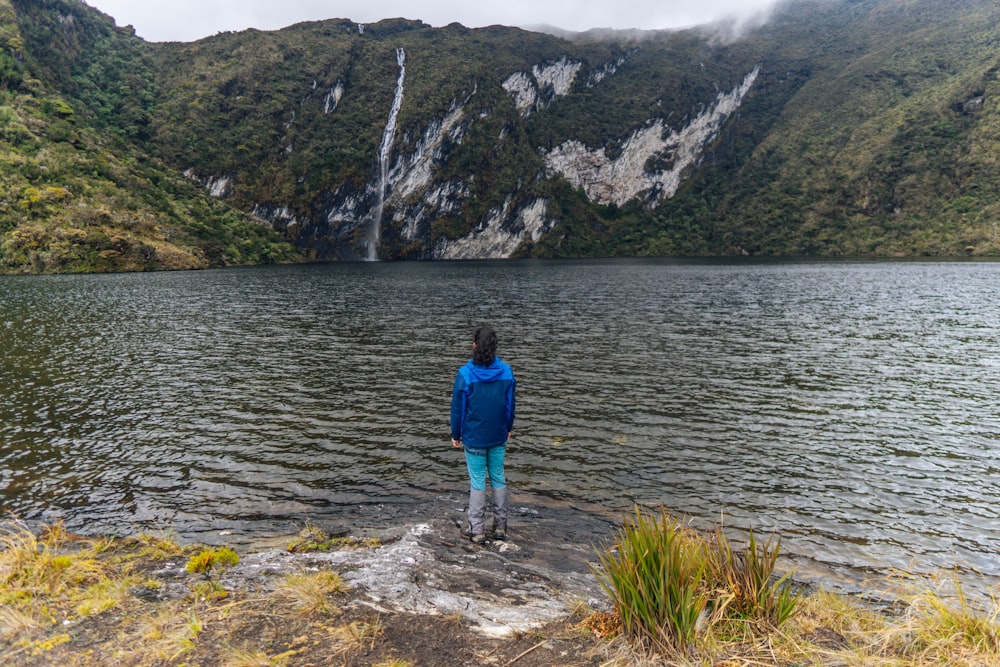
[450,357,516,449]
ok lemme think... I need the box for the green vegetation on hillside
[3,0,1000,272]
[0,0,306,274]
[693,0,1000,256]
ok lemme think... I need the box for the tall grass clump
[594,507,712,654]
[705,523,800,631]
[0,520,101,598]
[276,570,348,616]
[594,506,800,658]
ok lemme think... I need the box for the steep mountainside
[144,20,768,260]
[702,0,1000,256]
[3,0,999,272]
[0,0,305,273]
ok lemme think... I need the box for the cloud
[85,0,779,42]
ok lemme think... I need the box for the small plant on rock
[185,546,239,599]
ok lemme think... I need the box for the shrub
[185,547,239,584]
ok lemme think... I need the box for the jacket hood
[466,358,509,382]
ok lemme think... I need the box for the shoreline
[4,512,1000,666]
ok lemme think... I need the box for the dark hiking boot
[460,521,488,544]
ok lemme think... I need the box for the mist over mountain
[2,0,998,272]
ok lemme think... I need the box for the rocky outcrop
[502,56,583,117]
[184,170,234,199]
[222,514,611,638]
[543,64,761,207]
[435,197,551,259]
[312,92,477,257]
[323,80,345,114]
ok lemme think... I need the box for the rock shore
[218,507,615,638]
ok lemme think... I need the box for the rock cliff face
[435,197,552,259]
[502,57,584,117]
[309,90,478,258]
[543,65,760,208]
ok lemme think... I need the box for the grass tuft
[138,608,204,661]
[286,524,383,553]
[886,573,1000,662]
[594,506,801,659]
[0,604,40,641]
[331,617,384,653]
[276,570,348,616]
[705,523,801,632]
[594,507,713,654]
[0,519,104,597]
[222,645,296,667]
[74,574,140,616]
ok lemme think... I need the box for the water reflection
[1,259,999,594]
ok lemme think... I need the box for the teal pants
[464,445,506,491]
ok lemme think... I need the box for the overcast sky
[83,0,781,43]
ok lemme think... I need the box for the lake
[1,258,998,594]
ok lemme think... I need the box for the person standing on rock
[450,325,516,544]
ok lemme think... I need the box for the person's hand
[451,438,462,448]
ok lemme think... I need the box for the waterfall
[367,47,406,261]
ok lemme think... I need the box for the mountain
[0,0,306,272]
[2,0,999,272]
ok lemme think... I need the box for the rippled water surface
[2,259,999,591]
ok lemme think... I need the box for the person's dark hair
[472,325,498,366]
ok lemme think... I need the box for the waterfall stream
[367,47,406,261]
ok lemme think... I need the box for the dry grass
[330,616,385,653]
[135,607,204,662]
[222,645,296,667]
[0,605,40,641]
[275,570,348,616]
[371,659,414,667]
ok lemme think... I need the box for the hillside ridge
[2,0,999,272]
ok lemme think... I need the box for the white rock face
[251,203,300,235]
[502,57,583,117]
[436,197,551,259]
[327,192,365,226]
[323,81,344,114]
[500,72,538,116]
[390,101,469,201]
[251,204,296,222]
[588,55,629,87]
[533,57,582,97]
[321,94,474,244]
[543,64,761,207]
[184,170,235,199]
[395,179,470,243]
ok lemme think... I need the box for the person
[450,325,516,544]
